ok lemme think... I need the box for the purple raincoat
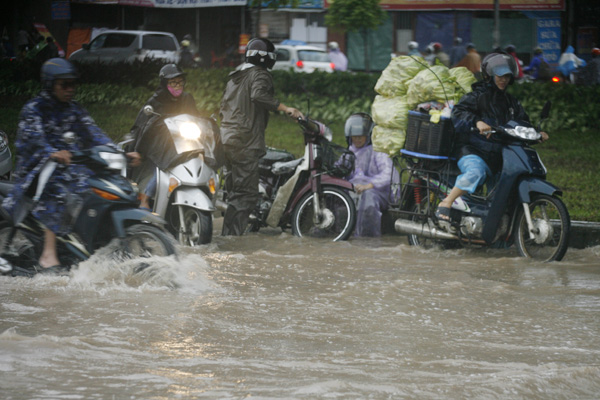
[347,144,393,237]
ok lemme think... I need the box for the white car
[69,30,180,64]
[272,44,334,73]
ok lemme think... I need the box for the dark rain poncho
[128,88,199,185]
[451,80,530,173]
[2,91,114,234]
[219,65,280,235]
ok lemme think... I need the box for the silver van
[69,30,180,64]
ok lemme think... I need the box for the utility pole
[493,0,500,50]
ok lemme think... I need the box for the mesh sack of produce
[371,125,406,156]
[371,95,410,130]
[374,56,428,97]
[449,66,477,93]
[406,65,455,108]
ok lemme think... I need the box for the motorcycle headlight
[99,152,127,170]
[505,126,541,141]
[179,121,201,140]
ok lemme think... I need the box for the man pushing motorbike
[436,52,549,229]
[219,38,303,236]
[1,58,141,274]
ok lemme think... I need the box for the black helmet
[245,38,276,69]
[41,58,78,90]
[159,63,186,87]
[481,52,517,84]
[344,113,374,145]
[505,44,516,53]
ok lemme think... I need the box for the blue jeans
[455,154,492,194]
[144,172,157,198]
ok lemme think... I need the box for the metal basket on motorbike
[319,140,355,178]
[405,111,454,157]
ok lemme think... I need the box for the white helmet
[328,41,339,50]
[408,41,419,50]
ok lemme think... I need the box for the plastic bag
[372,125,406,156]
[371,95,410,130]
[374,56,428,97]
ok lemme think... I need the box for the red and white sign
[324,0,565,11]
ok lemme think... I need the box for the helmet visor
[246,49,276,61]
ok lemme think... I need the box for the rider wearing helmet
[2,58,139,273]
[128,63,200,210]
[328,41,348,71]
[407,41,420,57]
[219,37,303,235]
[344,113,393,237]
[504,44,524,79]
[449,37,467,66]
[432,42,450,67]
[433,52,549,226]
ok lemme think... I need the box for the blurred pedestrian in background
[455,43,481,78]
[328,41,348,72]
[449,37,467,66]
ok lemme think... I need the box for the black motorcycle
[0,145,177,277]
[392,101,570,262]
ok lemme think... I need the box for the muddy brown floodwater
[1,219,599,399]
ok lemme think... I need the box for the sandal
[434,206,452,222]
[35,264,70,276]
[434,206,454,233]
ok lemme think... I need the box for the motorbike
[0,144,178,277]
[392,101,571,262]
[218,117,357,241]
[122,106,220,246]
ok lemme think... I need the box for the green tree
[325,0,387,72]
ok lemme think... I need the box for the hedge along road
[1,216,599,399]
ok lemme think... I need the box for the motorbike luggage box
[259,148,295,176]
[405,111,454,157]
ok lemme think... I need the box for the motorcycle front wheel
[117,224,177,258]
[0,222,38,274]
[515,194,570,262]
[177,206,212,246]
[291,187,356,241]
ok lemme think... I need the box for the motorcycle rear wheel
[291,187,356,241]
[177,207,212,246]
[515,194,570,262]
[117,224,177,258]
[406,190,454,249]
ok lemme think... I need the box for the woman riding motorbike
[128,64,200,210]
[435,52,549,226]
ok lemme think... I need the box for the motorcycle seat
[272,158,303,175]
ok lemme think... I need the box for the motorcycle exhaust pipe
[394,219,459,240]
[215,199,228,213]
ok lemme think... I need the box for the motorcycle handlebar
[297,118,320,135]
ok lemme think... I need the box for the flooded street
[1,219,600,399]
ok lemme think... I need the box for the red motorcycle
[218,118,357,241]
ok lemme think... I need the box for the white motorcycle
[122,106,220,246]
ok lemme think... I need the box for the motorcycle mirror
[143,105,158,116]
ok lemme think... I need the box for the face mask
[168,86,183,97]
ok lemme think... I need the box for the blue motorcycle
[392,102,570,262]
[0,145,178,277]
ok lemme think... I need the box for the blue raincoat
[347,144,393,237]
[2,90,114,235]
